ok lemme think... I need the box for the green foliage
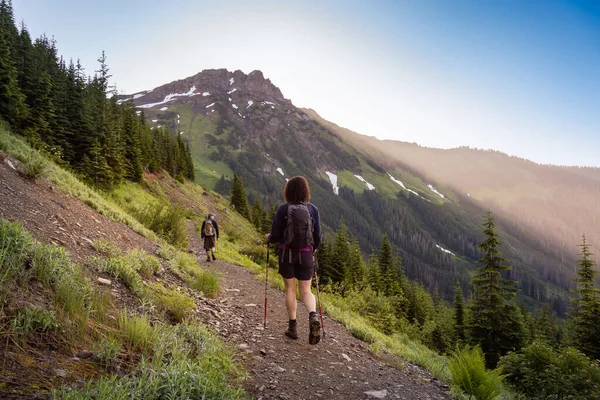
[454,281,466,345]
[0,219,34,287]
[170,251,221,298]
[128,248,161,277]
[230,172,250,220]
[93,238,123,258]
[500,341,600,399]
[117,311,154,353]
[468,213,525,368]
[568,235,600,360]
[156,244,176,260]
[134,202,188,249]
[148,283,195,322]
[23,150,50,179]
[10,307,58,342]
[92,256,144,297]
[448,345,505,400]
[94,337,121,369]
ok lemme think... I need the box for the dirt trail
[187,223,450,400]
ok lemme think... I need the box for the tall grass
[134,203,188,249]
[171,251,221,298]
[0,219,34,287]
[448,345,505,400]
[117,311,154,353]
[148,283,195,322]
[91,256,145,297]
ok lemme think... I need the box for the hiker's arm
[267,205,285,243]
[214,220,219,240]
[312,206,322,250]
[200,221,206,238]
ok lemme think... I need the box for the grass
[170,251,221,298]
[148,283,195,322]
[117,311,154,353]
[91,256,145,297]
[10,307,59,343]
[134,202,188,249]
[94,337,121,368]
[448,345,505,400]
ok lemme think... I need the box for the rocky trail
[186,224,450,400]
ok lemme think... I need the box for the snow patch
[202,92,210,96]
[271,106,275,109]
[179,131,184,135]
[232,104,238,109]
[206,103,215,108]
[133,92,146,99]
[388,173,426,199]
[427,184,445,199]
[436,244,455,256]
[354,175,375,190]
[325,171,339,195]
[160,106,168,111]
[467,193,471,197]
[136,86,198,108]
[135,111,141,115]
[229,78,234,85]
[227,88,237,94]
[276,167,284,176]
[116,97,132,105]
[247,100,254,109]
[151,119,158,123]
[228,97,232,102]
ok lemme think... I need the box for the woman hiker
[201,212,219,262]
[266,176,322,344]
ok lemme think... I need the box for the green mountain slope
[120,69,585,314]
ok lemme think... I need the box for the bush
[24,152,49,180]
[92,256,144,297]
[135,203,188,249]
[149,283,195,322]
[448,345,504,400]
[191,269,220,298]
[500,341,600,399]
[0,219,34,286]
[118,311,154,353]
[10,307,58,342]
[94,337,121,368]
[128,248,160,277]
[93,239,123,258]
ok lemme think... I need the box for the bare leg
[283,278,297,320]
[298,279,316,313]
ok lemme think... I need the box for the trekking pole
[263,242,270,329]
[313,254,326,338]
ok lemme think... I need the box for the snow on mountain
[133,93,146,99]
[435,244,455,256]
[232,104,238,109]
[388,173,423,198]
[325,171,339,195]
[206,103,215,108]
[202,92,210,96]
[136,86,198,109]
[427,184,445,199]
[229,78,234,85]
[276,167,284,176]
[354,174,375,190]
[227,88,237,94]
[151,119,158,123]
[247,100,254,109]
[160,106,168,111]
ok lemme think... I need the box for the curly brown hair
[284,176,311,203]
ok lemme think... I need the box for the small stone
[5,159,16,170]
[238,343,249,349]
[55,369,70,378]
[225,288,240,292]
[260,349,267,356]
[365,389,388,399]
[97,278,112,286]
[76,350,93,359]
[342,353,351,362]
[83,237,94,246]
[258,385,266,392]
[271,366,286,373]
[244,303,257,307]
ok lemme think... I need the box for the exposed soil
[0,153,450,399]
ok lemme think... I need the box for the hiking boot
[308,312,321,345]
[206,256,211,262]
[285,320,298,340]
[212,254,216,261]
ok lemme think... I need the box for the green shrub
[93,239,123,258]
[156,244,176,260]
[92,256,144,297]
[448,345,504,400]
[0,219,34,286]
[500,342,600,399]
[118,311,154,353]
[135,203,188,249]
[94,337,121,368]
[128,248,160,277]
[149,283,195,322]
[191,268,220,298]
[24,152,49,180]
[10,307,58,342]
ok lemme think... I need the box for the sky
[12,0,600,166]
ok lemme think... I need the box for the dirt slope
[187,225,450,400]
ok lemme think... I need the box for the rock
[76,350,93,359]
[258,385,266,392]
[260,349,267,356]
[244,303,257,307]
[365,389,388,399]
[5,159,16,170]
[342,353,351,362]
[238,343,249,349]
[55,369,71,378]
[83,237,94,246]
[271,366,286,373]
[225,288,240,292]
[97,278,112,286]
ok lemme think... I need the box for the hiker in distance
[266,176,323,344]
[201,213,219,262]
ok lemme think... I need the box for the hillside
[119,69,590,313]
[0,129,450,399]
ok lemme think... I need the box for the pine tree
[467,212,526,368]
[453,281,466,345]
[568,236,600,360]
[367,253,382,293]
[329,223,350,288]
[251,198,263,231]
[0,21,27,128]
[345,237,367,289]
[231,172,250,220]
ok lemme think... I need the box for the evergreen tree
[467,212,526,367]
[329,223,351,288]
[536,303,558,346]
[453,281,466,345]
[251,198,263,231]
[568,236,600,360]
[230,172,250,219]
[367,253,382,293]
[315,238,332,285]
[0,20,27,128]
[345,237,367,289]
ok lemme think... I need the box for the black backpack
[283,203,314,249]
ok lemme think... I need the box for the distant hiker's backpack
[284,203,314,249]
[204,219,215,237]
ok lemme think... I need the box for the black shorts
[278,249,314,281]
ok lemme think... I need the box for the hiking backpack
[204,219,215,236]
[283,203,314,249]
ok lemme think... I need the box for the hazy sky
[12,0,600,166]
